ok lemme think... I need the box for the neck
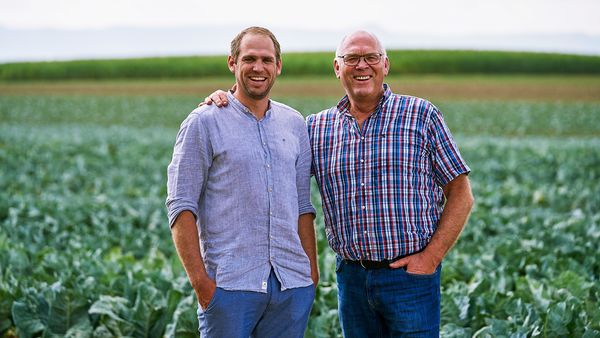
[233,92,269,120]
[347,87,384,118]
[347,92,384,129]
[348,97,380,121]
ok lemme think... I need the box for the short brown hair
[230,26,281,62]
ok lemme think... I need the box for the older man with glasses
[306,30,474,337]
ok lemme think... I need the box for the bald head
[335,30,386,57]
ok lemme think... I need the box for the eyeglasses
[336,53,383,66]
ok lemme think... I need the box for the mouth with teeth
[354,75,371,81]
[249,76,267,82]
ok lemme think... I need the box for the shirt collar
[226,91,272,120]
[336,83,392,119]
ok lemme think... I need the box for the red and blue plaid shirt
[306,85,470,261]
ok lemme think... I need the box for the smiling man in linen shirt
[166,26,318,338]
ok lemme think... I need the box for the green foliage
[386,50,600,75]
[1,94,599,336]
[2,50,600,81]
[2,95,600,137]
[437,100,600,137]
[0,56,227,81]
[439,136,600,336]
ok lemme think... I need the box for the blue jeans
[336,256,441,338]
[197,269,315,338]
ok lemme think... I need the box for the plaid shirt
[306,85,470,261]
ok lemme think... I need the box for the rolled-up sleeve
[166,112,212,228]
[427,107,470,187]
[296,122,316,216]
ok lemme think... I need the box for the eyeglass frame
[336,53,384,66]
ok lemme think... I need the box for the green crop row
[2,95,600,137]
[2,50,600,81]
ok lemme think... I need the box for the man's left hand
[388,252,439,274]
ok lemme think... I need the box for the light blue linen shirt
[166,92,316,293]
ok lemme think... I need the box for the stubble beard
[241,77,275,101]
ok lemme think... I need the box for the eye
[365,54,380,63]
[345,55,360,64]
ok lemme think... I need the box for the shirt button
[268,187,272,192]
[270,211,273,215]
[361,183,365,187]
[361,136,365,140]
[266,164,271,168]
[360,159,364,163]
[361,206,366,210]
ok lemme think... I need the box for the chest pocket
[380,129,429,178]
[269,132,299,169]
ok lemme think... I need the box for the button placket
[258,122,275,263]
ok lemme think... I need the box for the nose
[252,60,265,71]
[355,56,370,69]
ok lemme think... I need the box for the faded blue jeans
[336,256,441,338]
[197,269,315,338]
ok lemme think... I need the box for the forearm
[423,174,474,265]
[171,210,212,290]
[298,213,319,285]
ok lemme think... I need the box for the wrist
[422,246,444,267]
[190,274,212,292]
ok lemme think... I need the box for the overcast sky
[2,0,599,34]
[2,0,600,61]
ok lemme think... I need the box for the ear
[227,55,236,73]
[276,58,282,76]
[334,58,341,79]
[383,56,390,76]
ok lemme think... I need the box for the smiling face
[334,31,389,103]
[228,32,282,103]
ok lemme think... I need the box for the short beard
[241,80,275,101]
[246,90,269,100]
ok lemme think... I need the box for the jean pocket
[200,287,221,313]
[335,255,345,273]
[401,264,441,279]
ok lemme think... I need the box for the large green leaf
[63,320,94,338]
[544,302,572,336]
[131,283,167,338]
[0,288,15,333]
[12,298,46,338]
[89,296,129,322]
[164,295,197,338]
[45,287,90,336]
